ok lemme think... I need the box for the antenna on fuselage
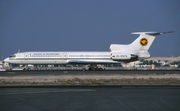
[18,49,20,53]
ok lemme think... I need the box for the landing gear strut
[88,65,104,71]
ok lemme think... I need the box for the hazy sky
[0,0,180,60]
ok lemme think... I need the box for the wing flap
[67,59,119,64]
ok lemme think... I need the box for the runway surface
[0,87,180,111]
[1,70,180,76]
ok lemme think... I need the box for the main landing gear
[87,65,104,71]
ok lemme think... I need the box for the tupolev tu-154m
[4,31,172,70]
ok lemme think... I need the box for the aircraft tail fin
[128,31,173,51]
[110,31,173,52]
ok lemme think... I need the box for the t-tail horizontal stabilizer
[132,31,174,36]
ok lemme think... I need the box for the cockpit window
[9,55,16,58]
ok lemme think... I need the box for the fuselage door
[24,53,29,60]
[63,53,67,59]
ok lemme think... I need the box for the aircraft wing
[67,59,119,64]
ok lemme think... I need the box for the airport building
[147,56,180,62]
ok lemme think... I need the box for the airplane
[4,31,172,70]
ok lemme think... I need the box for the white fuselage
[4,51,128,64]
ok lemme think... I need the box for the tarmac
[1,70,180,111]
[0,86,180,111]
[1,70,180,75]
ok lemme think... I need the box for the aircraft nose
[4,58,9,62]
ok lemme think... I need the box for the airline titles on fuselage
[23,52,112,58]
